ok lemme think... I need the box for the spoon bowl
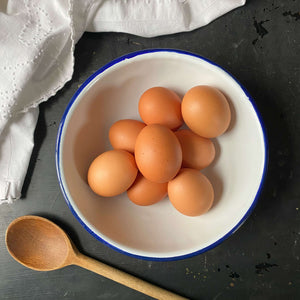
[5,215,186,300]
[6,215,71,271]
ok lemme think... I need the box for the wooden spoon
[5,215,187,300]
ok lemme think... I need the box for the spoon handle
[73,253,188,300]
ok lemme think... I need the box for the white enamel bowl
[56,49,267,261]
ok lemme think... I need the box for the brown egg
[87,150,138,197]
[175,129,215,170]
[181,85,231,138]
[109,119,146,153]
[138,87,183,130]
[168,168,214,217]
[127,173,168,206]
[135,124,182,183]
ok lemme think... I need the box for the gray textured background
[1,0,299,299]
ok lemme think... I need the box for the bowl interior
[58,51,266,259]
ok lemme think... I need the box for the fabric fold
[0,107,39,203]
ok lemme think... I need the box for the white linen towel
[0,0,245,204]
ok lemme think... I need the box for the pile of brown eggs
[87,86,231,217]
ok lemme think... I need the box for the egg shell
[168,168,214,217]
[109,119,146,153]
[127,172,168,206]
[138,87,183,130]
[181,85,231,138]
[87,150,138,197]
[175,129,215,170]
[135,124,182,183]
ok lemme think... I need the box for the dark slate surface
[1,0,299,299]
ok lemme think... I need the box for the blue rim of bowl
[56,48,268,261]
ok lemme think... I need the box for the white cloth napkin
[0,0,245,204]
